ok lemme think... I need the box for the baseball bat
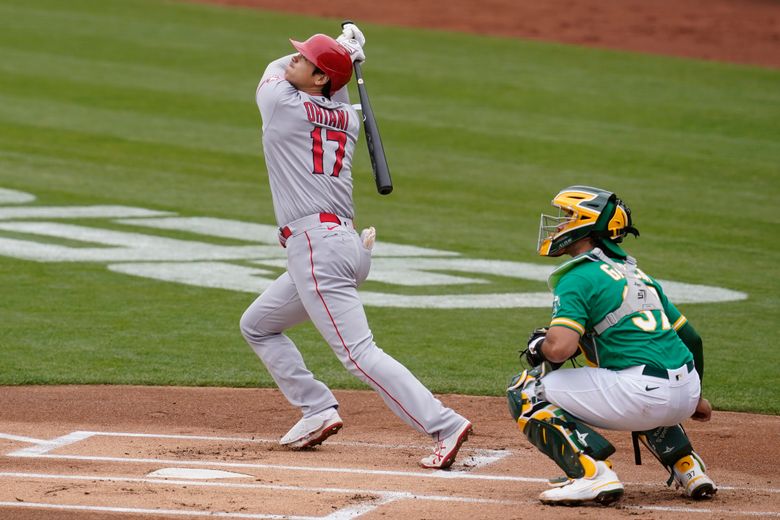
[342,21,393,195]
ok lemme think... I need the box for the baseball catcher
[507,186,717,506]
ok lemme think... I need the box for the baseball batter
[507,186,717,506]
[240,25,472,469]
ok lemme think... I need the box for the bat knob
[341,20,354,27]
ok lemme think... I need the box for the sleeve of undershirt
[652,278,703,381]
[677,321,704,382]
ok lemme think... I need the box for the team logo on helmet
[537,186,639,257]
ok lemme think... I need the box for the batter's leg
[240,271,338,417]
[286,228,467,439]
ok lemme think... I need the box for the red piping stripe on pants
[304,231,430,434]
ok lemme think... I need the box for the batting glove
[360,226,376,250]
[341,23,366,47]
[337,35,365,63]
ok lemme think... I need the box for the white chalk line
[11,451,780,494]
[5,430,508,468]
[0,433,48,444]
[2,500,777,519]
[63,430,510,457]
[9,452,544,482]
[0,471,518,520]
[5,429,780,492]
[4,430,780,495]
[5,429,509,473]
[1,473,778,519]
[0,501,312,520]
[6,431,94,456]
[621,504,780,517]
[0,471,520,504]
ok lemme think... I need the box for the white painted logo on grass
[0,188,747,308]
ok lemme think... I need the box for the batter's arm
[261,54,295,80]
[256,54,297,122]
[330,83,350,104]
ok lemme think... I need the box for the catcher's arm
[521,326,581,369]
[675,321,711,421]
[676,321,704,381]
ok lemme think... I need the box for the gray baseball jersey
[242,52,469,457]
[256,56,359,226]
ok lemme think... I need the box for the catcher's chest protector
[591,249,664,336]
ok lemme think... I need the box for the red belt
[279,212,341,239]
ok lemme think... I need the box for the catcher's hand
[523,327,548,367]
[520,326,582,370]
[691,397,712,422]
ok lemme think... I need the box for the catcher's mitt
[519,326,582,370]
[523,327,549,367]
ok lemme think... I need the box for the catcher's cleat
[420,420,473,470]
[279,408,343,449]
[672,452,717,500]
[547,475,573,488]
[539,460,624,507]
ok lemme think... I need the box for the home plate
[147,468,253,479]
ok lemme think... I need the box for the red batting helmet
[290,34,353,93]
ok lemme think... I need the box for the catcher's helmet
[537,186,639,257]
[290,34,353,93]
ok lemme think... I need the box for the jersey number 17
[310,127,346,177]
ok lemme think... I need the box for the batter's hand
[340,23,366,47]
[360,227,376,250]
[337,35,365,63]
[278,230,288,248]
[691,397,712,422]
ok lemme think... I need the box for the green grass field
[1,0,778,413]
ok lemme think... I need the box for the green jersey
[547,250,693,371]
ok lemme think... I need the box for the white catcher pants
[538,364,701,432]
[240,218,466,439]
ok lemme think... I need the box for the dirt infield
[1,385,779,519]
[200,0,780,69]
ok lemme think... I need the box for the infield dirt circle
[2,0,779,519]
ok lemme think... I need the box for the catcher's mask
[290,34,353,93]
[537,186,639,257]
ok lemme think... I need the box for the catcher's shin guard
[636,425,716,498]
[507,369,614,479]
[635,424,693,484]
[672,451,717,499]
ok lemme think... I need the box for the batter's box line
[0,474,778,519]
[1,431,93,456]
[7,431,777,495]
[5,430,510,471]
[0,471,524,520]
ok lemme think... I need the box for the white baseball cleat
[672,452,717,500]
[420,421,473,469]
[279,407,343,449]
[539,460,624,506]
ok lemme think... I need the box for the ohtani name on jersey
[304,101,349,130]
